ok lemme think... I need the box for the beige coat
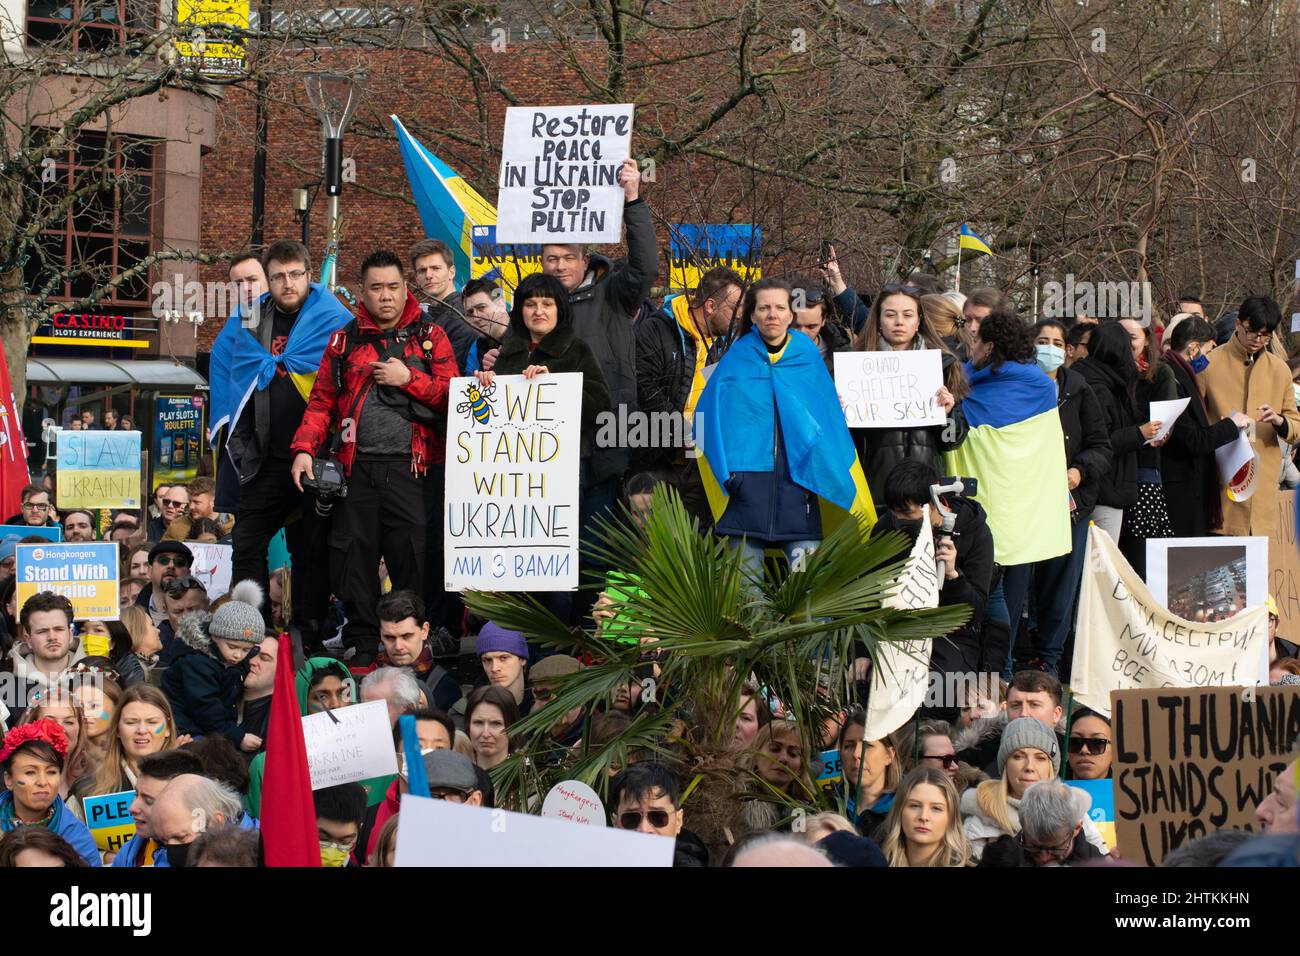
[1200,335,1300,537]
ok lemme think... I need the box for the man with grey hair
[1018,779,1105,866]
[149,774,254,867]
[359,666,422,728]
[729,833,834,868]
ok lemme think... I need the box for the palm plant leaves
[462,484,973,832]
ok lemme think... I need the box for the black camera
[302,457,348,514]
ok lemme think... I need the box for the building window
[26,0,157,51]
[25,132,157,307]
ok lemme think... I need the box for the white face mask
[1035,344,1066,373]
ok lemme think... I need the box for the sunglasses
[619,810,672,829]
[922,753,961,769]
[1067,737,1111,756]
[153,554,192,568]
[162,499,187,508]
[163,577,206,597]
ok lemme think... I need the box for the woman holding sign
[849,285,968,504]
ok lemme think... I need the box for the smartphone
[819,240,833,268]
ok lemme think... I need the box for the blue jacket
[715,414,822,542]
[0,793,101,866]
[113,812,259,868]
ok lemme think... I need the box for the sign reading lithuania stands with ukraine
[57,430,141,509]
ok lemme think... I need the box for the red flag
[260,633,321,866]
[0,348,30,518]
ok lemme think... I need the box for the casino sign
[32,312,151,348]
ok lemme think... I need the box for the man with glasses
[314,782,369,867]
[148,486,188,541]
[1017,779,1105,866]
[634,266,743,528]
[136,540,193,627]
[913,720,961,781]
[6,484,56,527]
[217,239,350,647]
[1201,295,1300,540]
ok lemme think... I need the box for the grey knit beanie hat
[998,716,1060,775]
[208,580,266,645]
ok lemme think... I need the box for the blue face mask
[1191,354,1210,374]
[1035,344,1065,373]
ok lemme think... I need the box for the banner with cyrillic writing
[16,542,120,620]
[82,789,136,853]
[834,351,946,429]
[444,373,581,591]
[1110,685,1300,865]
[496,104,633,244]
[1071,526,1269,718]
[56,430,141,509]
[864,507,940,740]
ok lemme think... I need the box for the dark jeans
[422,463,464,636]
[1000,517,1090,676]
[231,457,330,630]
[330,457,426,654]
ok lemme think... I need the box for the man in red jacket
[291,250,457,670]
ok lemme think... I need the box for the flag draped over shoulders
[208,282,352,441]
[695,327,875,529]
[945,359,1070,565]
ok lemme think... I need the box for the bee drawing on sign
[457,382,497,425]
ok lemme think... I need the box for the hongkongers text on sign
[1110,684,1300,865]
[496,104,634,244]
[56,430,141,509]
[15,542,120,620]
[444,373,581,591]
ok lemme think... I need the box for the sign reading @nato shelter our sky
[496,104,634,245]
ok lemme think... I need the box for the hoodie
[495,285,614,462]
[5,642,86,722]
[159,610,253,745]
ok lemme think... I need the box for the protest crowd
[3,144,1300,872]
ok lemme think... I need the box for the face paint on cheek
[152,724,166,735]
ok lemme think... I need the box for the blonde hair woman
[83,684,179,798]
[750,719,817,802]
[879,767,972,867]
[919,293,974,359]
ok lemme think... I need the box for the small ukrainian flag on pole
[958,223,993,256]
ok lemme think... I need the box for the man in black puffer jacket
[634,266,743,523]
[537,157,659,491]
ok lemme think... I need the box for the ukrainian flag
[958,223,993,257]
[695,327,876,535]
[945,360,1070,565]
[392,114,498,288]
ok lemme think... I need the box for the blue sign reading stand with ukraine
[15,542,120,621]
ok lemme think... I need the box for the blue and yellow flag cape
[958,223,993,256]
[945,360,1070,564]
[695,327,875,532]
[208,283,353,440]
[392,114,499,289]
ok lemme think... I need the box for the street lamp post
[304,72,366,291]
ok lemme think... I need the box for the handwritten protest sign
[396,793,673,867]
[82,790,136,853]
[1065,778,1116,850]
[444,373,581,591]
[302,699,397,790]
[541,780,606,827]
[1071,526,1269,718]
[16,543,119,620]
[834,351,946,429]
[864,507,941,740]
[1268,490,1300,636]
[496,104,634,244]
[0,525,60,543]
[56,430,141,509]
[1110,685,1300,865]
[185,542,233,600]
